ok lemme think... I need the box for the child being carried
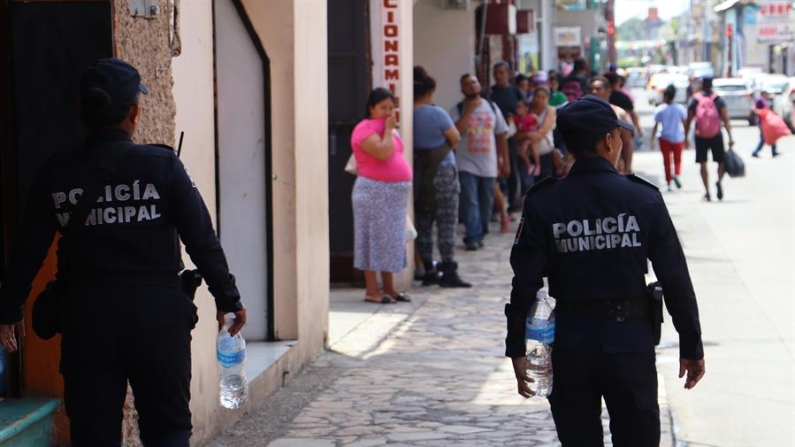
[514,99,541,176]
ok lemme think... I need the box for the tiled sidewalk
[207,226,673,447]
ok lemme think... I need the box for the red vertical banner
[371,0,402,124]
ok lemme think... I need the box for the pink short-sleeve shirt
[351,119,413,182]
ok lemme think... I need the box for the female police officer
[505,95,705,446]
[0,58,246,446]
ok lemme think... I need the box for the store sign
[757,0,793,43]
[371,0,402,122]
[554,27,581,47]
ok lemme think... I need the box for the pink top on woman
[351,118,413,182]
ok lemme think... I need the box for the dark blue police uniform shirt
[0,129,241,323]
[506,156,703,360]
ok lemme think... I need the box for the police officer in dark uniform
[0,58,245,447]
[505,95,705,446]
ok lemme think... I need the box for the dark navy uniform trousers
[61,282,196,447]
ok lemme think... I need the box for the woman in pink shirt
[351,88,413,304]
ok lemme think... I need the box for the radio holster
[646,281,664,345]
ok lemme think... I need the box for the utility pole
[702,0,710,63]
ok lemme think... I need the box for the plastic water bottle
[217,315,248,409]
[525,289,555,397]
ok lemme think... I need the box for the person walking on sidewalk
[489,62,525,216]
[651,85,688,192]
[351,88,413,304]
[0,58,246,446]
[684,77,734,202]
[412,67,471,288]
[506,95,705,447]
[450,74,510,251]
[751,93,780,158]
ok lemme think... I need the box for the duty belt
[556,298,650,322]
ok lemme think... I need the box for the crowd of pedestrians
[349,57,654,302]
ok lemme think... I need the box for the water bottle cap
[536,289,548,300]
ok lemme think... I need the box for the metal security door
[328,0,370,282]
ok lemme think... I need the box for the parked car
[771,77,795,132]
[711,78,755,125]
[687,62,714,80]
[754,74,790,97]
[625,67,646,88]
[647,73,689,105]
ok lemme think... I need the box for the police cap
[557,95,635,136]
[81,58,149,115]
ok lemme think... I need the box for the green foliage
[617,57,640,69]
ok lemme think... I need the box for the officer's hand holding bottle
[217,307,247,337]
[511,356,535,398]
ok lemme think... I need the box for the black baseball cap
[557,95,635,135]
[81,58,148,111]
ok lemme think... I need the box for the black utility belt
[556,299,650,321]
[66,273,181,288]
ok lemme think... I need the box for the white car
[647,73,689,105]
[712,78,755,125]
[771,77,795,132]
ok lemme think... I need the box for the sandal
[391,292,412,302]
[364,295,396,304]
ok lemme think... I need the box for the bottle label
[525,318,555,344]
[217,349,245,368]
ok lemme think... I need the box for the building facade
[0,0,332,445]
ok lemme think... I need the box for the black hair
[365,87,396,118]
[80,88,138,128]
[603,72,620,87]
[573,58,587,73]
[589,76,610,90]
[493,61,510,72]
[460,73,475,84]
[663,84,677,100]
[701,77,713,90]
[414,66,436,99]
[516,98,530,108]
[515,74,529,84]
[559,129,602,157]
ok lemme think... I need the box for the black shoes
[421,270,442,286]
[438,262,472,288]
[715,182,723,201]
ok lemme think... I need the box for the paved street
[208,222,673,447]
[633,90,795,447]
[207,91,793,447]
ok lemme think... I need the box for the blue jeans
[458,171,496,244]
[753,127,778,155]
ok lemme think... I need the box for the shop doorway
[327,0,370,283]
[0,0,114,397]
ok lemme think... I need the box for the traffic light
[607,20,615,36]
[726,23,733,37]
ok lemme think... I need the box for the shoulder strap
[526,176,558,195]
[488,101,498,115]
[627,173,658,190]
[64,140,135,234]
[456,101,463,116]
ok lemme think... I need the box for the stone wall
[113,1,177,445]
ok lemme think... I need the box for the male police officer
[506,95,705,446]
[0,58,246,447]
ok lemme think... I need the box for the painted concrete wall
[114,0,179,444]
[413,0,475,111]
[170,0,221,445]
[172,0,331,444]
